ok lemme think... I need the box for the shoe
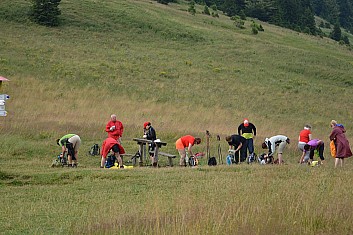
[120,166,124,169]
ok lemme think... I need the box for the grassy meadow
[1,0,353,234]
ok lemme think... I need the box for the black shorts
[66,142,76,160]
[148,144,155,156]
[111,144,120,154]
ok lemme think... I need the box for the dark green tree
[30,0,61,26]
[337,0,353,33]
[330,22,342,41]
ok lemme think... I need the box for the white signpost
[0,94,9,117]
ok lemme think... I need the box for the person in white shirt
[262,135,290,164]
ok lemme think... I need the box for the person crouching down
[175,135,201,166]
[57,134,81,167]
[303,139,325,164]
[100,137,125,168]
[262,135,290,165]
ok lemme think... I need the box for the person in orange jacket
[175,135,201,166]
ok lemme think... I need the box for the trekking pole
[217,135,223,164]
[206,130,210,161]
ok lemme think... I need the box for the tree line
[157,0,353,44]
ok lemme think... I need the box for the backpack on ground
[208,156,217,166]
[226,154,233,165]
[105,155,117,168]
[188,156,198,167]
[89,144,100,156]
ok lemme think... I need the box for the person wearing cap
[298,124,312,164]
[100,137,126,168]
[175,135,202,166]
[105,114,124,144]
[225,134,247,164]
[238,118,257,162]
[143,122,157,167]
[261,135,290,165]
[57,134,81,167]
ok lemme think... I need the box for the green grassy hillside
[1,0,353,234]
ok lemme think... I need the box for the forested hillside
[159,0,353,42]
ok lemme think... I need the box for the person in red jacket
[175,135,201,166]
[100,137,126,168]
[105,114,124,143]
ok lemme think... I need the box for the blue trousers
[245,138,254,155]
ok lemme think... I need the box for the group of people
[56,115,352,168]
[297,120,352,167]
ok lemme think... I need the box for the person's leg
[111,144,123,168]
[100,156,106,168]
[248,138,254,154]
[277,153,283,164]
[178,149,187,166]
[277,142,287,164]
[335,158,339,168]
[240,145,247,162]
[318,143,325,161]
[68,155,73,166]
[234,151,240,164]
[69,135,81,166]
[116,153,123,168]
[73,151,78,165]
[150,145,157,167]
[341,158,344,167]
[66,143,75,166]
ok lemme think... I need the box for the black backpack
[208,156,217,166]
[89,144,100,156]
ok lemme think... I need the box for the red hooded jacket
[101,137,125,158]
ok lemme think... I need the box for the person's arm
[308,133,312,141]
[120,122,124,137]
[151,128,156,141]
[268,141,274,156]
[234,142,243,152]
[237,125,242,135]
[61,145,66,155]
[105,122,114,132]
[188,143,193,156]
[329,129,336,141]
[252,124,256,136]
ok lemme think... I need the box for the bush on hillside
[203,5,210,15]
[251,20,264,34]
[188,1,196,15]
[29,0,61,27]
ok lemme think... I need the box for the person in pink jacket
[105,114,124,143]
